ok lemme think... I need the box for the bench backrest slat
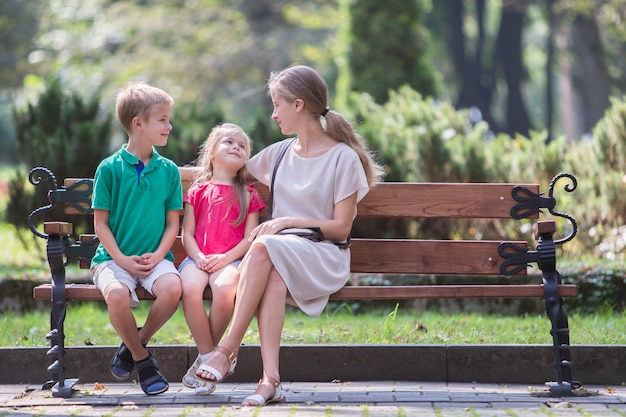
[63,168,540,219]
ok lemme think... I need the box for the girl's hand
[203,254,228,274]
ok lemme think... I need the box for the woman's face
[270,91,298,135]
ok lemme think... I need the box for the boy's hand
[139,253,163,275]
[118,255,154,278]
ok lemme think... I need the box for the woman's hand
[248,218,293,241]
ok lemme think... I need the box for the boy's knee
[153,274,182,300]
[105,287,132,309]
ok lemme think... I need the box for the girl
[179,123,265,395]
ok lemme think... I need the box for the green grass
[2,302,625,347]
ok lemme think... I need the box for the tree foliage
[348,0,437,103]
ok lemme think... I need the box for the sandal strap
[214,345,236,364]
[258,377,280,388]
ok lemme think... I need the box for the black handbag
[268,139,350,249]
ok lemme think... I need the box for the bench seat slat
[32,283,578,301]
[351,239,527,275]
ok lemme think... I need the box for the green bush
[8,77,112,241]
[560,258,626,313]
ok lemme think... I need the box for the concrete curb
[2,344,624,386]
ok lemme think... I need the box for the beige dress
[246,139,369,317]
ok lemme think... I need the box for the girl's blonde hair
[193,123,252,227]
[268,65,384,187]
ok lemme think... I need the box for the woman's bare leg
[241,269,287,406]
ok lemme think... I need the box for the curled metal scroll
[547,173,578,245]
[28,167,58,239]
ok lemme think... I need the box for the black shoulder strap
[268,138,296,220]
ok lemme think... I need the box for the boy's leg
[94,261,147,380]
[142,271,182,339]
[104,281,148,360]
[130,260,181,395]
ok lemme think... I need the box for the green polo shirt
[90,144,183,267]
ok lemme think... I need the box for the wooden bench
[27,166,580,398]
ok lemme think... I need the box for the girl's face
[212,130,248,169]
[270,91,299,135]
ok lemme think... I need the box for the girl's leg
[180,264,213,353]
[241,269,287,406]
[196,243,273,380]
[207,264,238,344]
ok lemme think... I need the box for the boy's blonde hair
[115,82,174,135]
[194,123,252,227]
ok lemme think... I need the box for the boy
[91,82,183,395]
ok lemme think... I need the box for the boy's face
[136,103,172,147]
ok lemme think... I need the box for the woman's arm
[248,192,357,243]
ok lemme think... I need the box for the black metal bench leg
[543,269,575,396]
[536,223,576,396]
[44,234,78,397]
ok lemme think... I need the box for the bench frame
[27,166,580,398]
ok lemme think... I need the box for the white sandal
[242,378,283,407]
[182,352,217,395]
[182,353,204,388]
[195,345,237,383]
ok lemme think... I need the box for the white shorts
[92,259,180,307]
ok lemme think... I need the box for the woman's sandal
[241,377,284,407]
[195,345,237,383]
[134,353,169,395]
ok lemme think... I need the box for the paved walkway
[2,381,625,416]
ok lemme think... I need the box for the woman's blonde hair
[268,65,384,187]
[193,123,252,227]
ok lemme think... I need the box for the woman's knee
[266,270,287,294]
[246,243,271,265]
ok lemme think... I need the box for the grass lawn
[2,301,625,348]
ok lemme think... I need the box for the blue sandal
[135,353,169,395]
[110,342,134,380]
[110,327,144,380]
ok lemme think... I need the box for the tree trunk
[496,1,532,136]
[545,0,556,143]
[440,0,498,130]
[570,13,611,134]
